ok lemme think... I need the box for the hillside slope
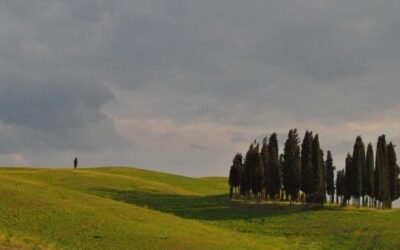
[0,167,400,249]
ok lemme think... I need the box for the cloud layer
[1,0,400,176]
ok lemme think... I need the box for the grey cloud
[0,0,125,155]
[0,117,127,154]
[0,81,113,131]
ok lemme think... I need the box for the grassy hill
[0,167,400,249]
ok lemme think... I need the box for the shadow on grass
[90,188,322,221]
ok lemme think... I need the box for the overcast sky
[1,0,400,177]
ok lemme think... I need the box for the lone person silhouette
[74,157,78,169]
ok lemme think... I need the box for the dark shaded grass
[92,188,328,221]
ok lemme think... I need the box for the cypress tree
[283,132,291,202]
[241,144,253,195]
[229,164,234,199]
[335,170,340,204]
[351,136,364,207]
[301,131,315,198]
[374,139,380,207]
[336,169,346,205]
[279,153,285,201]
[375,135,390,209]
[365,144,375,207]
[345,153,353,205]
[268,133,281,200]
[261,137,270,199]
[312,135,321,191]
[387,142,398,208]
[228,153,242,198]
[359,140,368,206]
[380,135,390,209]
[312,134,324,204]
[326,151,335,204]
[283,129,301,204]
[320,149,326,201]
[251,143,264,198]
[374,138,381,207]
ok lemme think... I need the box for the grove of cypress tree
[326,151,335,204]
[283,129,302,204]
[229,131,400,210]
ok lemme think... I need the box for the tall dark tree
[374,139,380,207]
[387,142,399,208]
[351,136,364,207]
[241,141,264,198]
[283,133,290,201]
[261,137,270,199]
[375,135,390,209]
[301,131,315,198]
[336,169,346,205]
[325,151,335,203]
[279,153,285,201]
[312,134,324,203]
[320,149,326,201]
[251,143,264,198]
[365,144,375,207]
[268,133,281,200]
[283,129,302,204]
[359,140,368,206]
[344,153,353,205]
[229,153,242,198]
[240,144,253,195]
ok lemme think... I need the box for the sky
[1,0,400,177]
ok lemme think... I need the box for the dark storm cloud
[0,81,113,131]
[0,0,127,154]
[1,0,400,174]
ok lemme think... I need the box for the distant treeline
[228,130,400,209]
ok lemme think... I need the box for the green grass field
[0,167,399,249]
